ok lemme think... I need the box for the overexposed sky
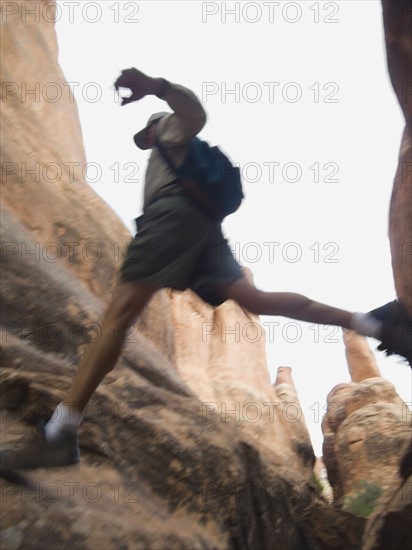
[55,0,411,455]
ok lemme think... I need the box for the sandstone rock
[313,457,333,504]
[1,1,411,547]
[170,290,315,475]
[321,330,411,549]
[362,472,412,550]
[322,332,410,505]
[0,3,322,548]
[343,330,381,383]
[359,4,412,545]
[301,504,366,550]
[382,0,412,314]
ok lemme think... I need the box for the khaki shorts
[120,194,244,306]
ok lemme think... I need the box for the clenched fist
[114,68,167,105]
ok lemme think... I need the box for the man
[1,68,410,469]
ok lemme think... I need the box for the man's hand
[114,68,165,106]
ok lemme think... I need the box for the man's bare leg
[217,277,355,329]
[64,281,158,412]
[218,278,412,365]
[0,281,159,468]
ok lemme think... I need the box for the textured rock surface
[0,3,322,549]
[362,471,412,550]
[321,331,411,549]
[170,287,314,472]
[361,3,412,546]
[382,0,412,314]
[1,1,411,548]
[0,0,174,363]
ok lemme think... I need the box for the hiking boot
[368,300,412,367]
[0,422,80,469]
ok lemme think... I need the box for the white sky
[55,0,411,455]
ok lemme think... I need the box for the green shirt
[143,82,207,208]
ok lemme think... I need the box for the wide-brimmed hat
[133,111,169,150]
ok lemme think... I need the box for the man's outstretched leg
[0,281,158,469]
[216,277,412,363]
[216,277,381,337]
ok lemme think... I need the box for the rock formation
[322,330,411,549]
[365,3,412,547]
[1,1,411,549]
[383,0,412,314]
[0,3,319,549]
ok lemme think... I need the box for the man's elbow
[194,108,207,134]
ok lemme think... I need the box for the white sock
[350,312,383,338]
[44,402,82,443]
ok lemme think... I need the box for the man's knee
[238,289,266,315]
[221,279,264,314]
[106,283,155,324]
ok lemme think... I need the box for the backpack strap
[154,138,224,221]
[144,138,184,207]
[155,138,183,179]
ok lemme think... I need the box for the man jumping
[1,68,410,469]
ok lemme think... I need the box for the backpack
[155,137,244,221]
